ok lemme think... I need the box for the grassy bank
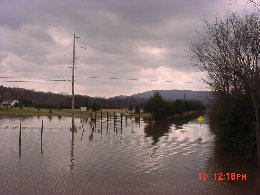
[0,106,152,118]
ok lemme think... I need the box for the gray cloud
[0,0,248,97]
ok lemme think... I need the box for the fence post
[101,111,103,134]
[19,123,21,157]
[95,112,97,128]
[41,120,43,154]
[114,112,116,132]
[120,113,123,134]
[19,123,21,145]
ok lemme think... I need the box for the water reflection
[89,125,94,142]
[70,131,75,171]
[80,118,86,141]
[134,117,140,126]
[143,114,200,145]
[173,114,200,130]
[205,141,259,193]
[0,115,258,194]
[47,115,52,122]
[131,118,135,134]
[70,116,77,132]
[144,119,171,145]
[70,116,76,171]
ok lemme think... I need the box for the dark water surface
[0,115,258,194]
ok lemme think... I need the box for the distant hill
[0,86,210,108]
[106,90,210,104]
[131,90,211,103]
[0,85,145,108]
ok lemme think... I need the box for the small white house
[3,100,19,107]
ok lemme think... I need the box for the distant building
[80,107,87,112]
[2,100,19,107]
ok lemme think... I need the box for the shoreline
[0,107,203,119]
[0,107,152,118]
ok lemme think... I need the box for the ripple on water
[0,116,257,194]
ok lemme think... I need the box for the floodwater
[0,114,258,194]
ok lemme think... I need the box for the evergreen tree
[135,105,140,114]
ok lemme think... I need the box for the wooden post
[107,112,109,131]
[120,113,123,134]
[95,112,97,128]
[90,112,92,120]
[19,123,21,157]
[41,120,43,141]
[101,111,103,134]
[19,123,21,145]
[114,112,116,132]
[41,120,43,154]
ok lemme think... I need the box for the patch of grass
[0,106,48,116]
[0,106,152,118]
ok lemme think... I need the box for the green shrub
[209,94,255,155]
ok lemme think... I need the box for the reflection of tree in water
[144,119,173,145]
[134,117,140,125]
[143,114,199,145]
[173,114,199,130]
[47,115,52,122]
[143,118,173,158]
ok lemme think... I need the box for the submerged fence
[18,113,141,157]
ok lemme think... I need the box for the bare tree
[190,12,260,166]
[229,13,260,165]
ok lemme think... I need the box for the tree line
[0,86,205,117]
[143,92,205,120]
[0,85,145,110]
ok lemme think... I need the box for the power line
[1,79,70,82]
[0,76,194,83]
[78,76,193,83]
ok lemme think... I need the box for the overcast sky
[0,0,252,97]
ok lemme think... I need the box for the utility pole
[72,34,75,117]
[72,34,79,117]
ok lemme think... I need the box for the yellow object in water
[197,116,204,123]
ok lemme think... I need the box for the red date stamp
[198,172,247,181]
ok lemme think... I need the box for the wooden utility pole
[72,34,76,116]
[72,34,79,117]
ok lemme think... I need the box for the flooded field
[0,115,258,194]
